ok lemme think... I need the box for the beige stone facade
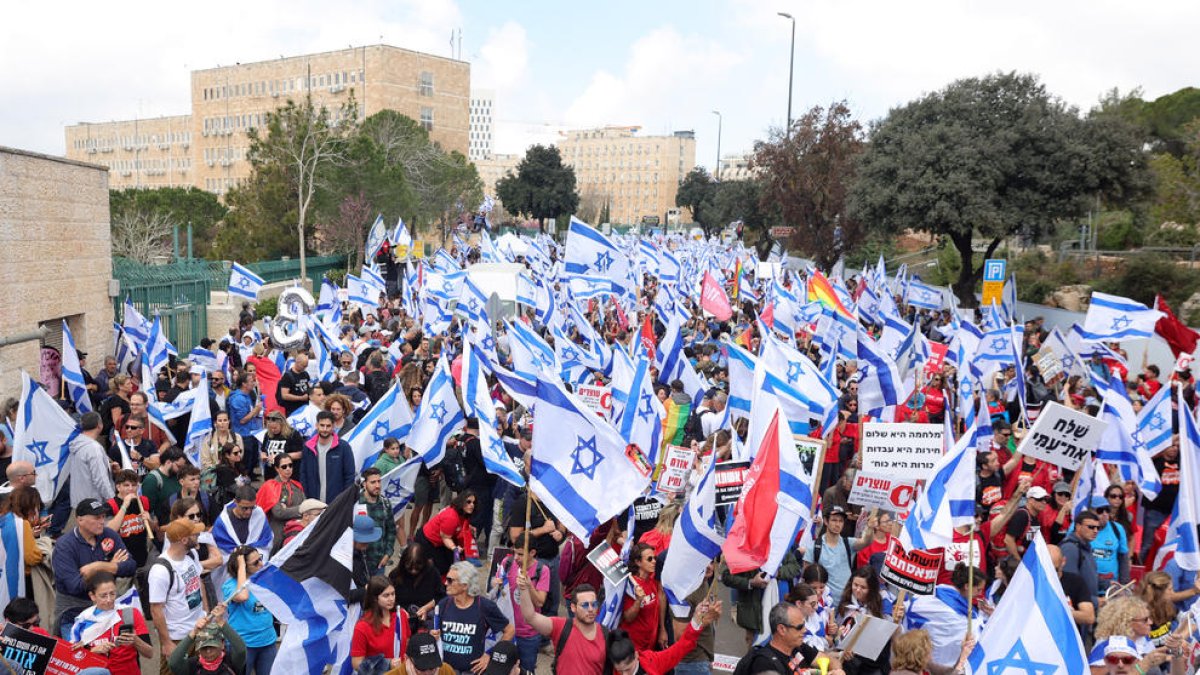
[556,126,696,226]
[65,116,194,190]
[719,152,758,182]
[0,147,114,396]
[64,45,469,196]
[476,152,522,196]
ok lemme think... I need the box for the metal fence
[113,254,349,352]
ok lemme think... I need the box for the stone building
[0,147,114,396]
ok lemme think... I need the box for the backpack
[199,466,220,496]
[553,617,609,674]
[441,437,468,492]
[732,644,792,675]
[682,406,708,444]
[813,533,854,571]
[134,551,199,618]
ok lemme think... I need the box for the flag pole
[966,524,977,637]
[706,554,724,600]
[522,488,533,563]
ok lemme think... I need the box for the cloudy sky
[3,0,1198,175]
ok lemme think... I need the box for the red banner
[700,271,733,321]
[880,538,942,595]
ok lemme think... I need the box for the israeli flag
[1095,378,1160,500]
[661,452,724,617]
[967,533,1087,675]
[905,280,942,311]
[346,275,380,309]
[529,376,652,539]
[425,270,467,303]
[60,320,93,414]
[188,347,219,373]
[123,298,151,346]
[0,513,27,613]
[183,375,212,467]
[1137,384,1173,456]
[365,214,388,261]
[566,274,618,300]
[316,276,340,316]
[1081,292,1164,341]
[112,323,138,376]
[611,351,666,466]
[344,382,414,472]
[506,319,558,383]
[409,356,465,468]
[144,315,173,381]
[655,313,710,408]
[899,418,976,551]
[379,457,424,518]
[462,340,524,487]
[856,329,908,414]
[227,262,265,301]
[12,372,79,503]
[564,217,630,296]
[724,341,757,422]
[457,277,491,325]
[390,217,412,248]
[1170,386,1200,571]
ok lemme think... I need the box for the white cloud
[472,20,530,94]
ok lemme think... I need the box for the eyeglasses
[576,601,599,609]
[229,450,243,457]
[124,424,142,430]
[278,463,293,469]
[445,577,461,585]
[186,512,203,521]
[1106,655,1137,666]
[1107,494,1124,500]
[1081,524,1100,531]
[783,622,806,631]
[1132,615,1151,624]
[1033,497,1051,503]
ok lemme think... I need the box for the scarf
[198,652,225,671]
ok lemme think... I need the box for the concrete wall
[0,147,113,396]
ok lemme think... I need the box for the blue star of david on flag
[1061,354,1075,369]
[467,298,480,313]
[1149,412,1167,431]
[237,277,251,288]
[292,419,313,437]
[570,435,604,480]
[372,420,390,442]
[442,279,455,293]
[990,336,1010,352]
[488,435,505,456]
[786,362,802,384]
[987,640,1056,675]
[27,441,53,468]
[383,480,406,500]
[636,393,655,422]
[1110,315,1132,331]
[429,401,449,424]
[594,251,613,272]
[561,347,579,363]
[481,335,496,352]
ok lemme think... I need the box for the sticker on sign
[576,384,613,419]
[860,423,944,480]
[848,472,916,512]
[1014,401,1106,471]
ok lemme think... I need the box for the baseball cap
[75,498,110,518]
[827,505,847,519]
[163,517,205,542]
[1027,486,1050,500]
[1104,635,1139,658]
[1053,481,1071,495]
[298,498,326,515]
[195,625,224,650]
[407,633,442,670]
[352,514,382,543]
[485,640,519,675]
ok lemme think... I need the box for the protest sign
[1035,345,1063,381]
[860,423,944,480]
[487,546,513,592]
[714,460,750,507]
[880,538,942,595]
[838,614,899,661]
[923,342,948,376]
[46,642,108,675]
[575,384,613,419]
[712,653,740,672]
[847,472,917,513]
[586,541,631,587]
[657,445,694,493]
[0,622,106,675]
[793,435,821,477]
[1015,401,1106,471]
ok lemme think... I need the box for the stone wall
[0,147,113,397]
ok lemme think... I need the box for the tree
[709,179,775,259]
[212,163,298,261]
[1149,119,1200,226]
[495,145,579,232]
[850,72,1149,306]
[316,192,375,269]
[753,101,865,268]
[246,95,355,280]
[109,187,227,258]
[416,150,483,243]
[111,209,173,263]
[675,168,719,235]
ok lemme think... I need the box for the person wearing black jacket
[459,419,496,539]
[733,602,819,674]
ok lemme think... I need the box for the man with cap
[281,498,325,547]
[149,517,209,669]
[394,632,455,675]
[1087,494,1131,594]
[166,605,247,675]
[349,514,381,605]
[52,498,137,637]
[804,505,869,601]
[481,640,524,675]
[1004,482,1049,560]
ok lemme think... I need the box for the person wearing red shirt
[70,572,153,675]
[826,400,862,494]
[1039,481,1075,546]
[606,599,722,675]
[1002,452,1060,500]
[937,523,989,586]
[350,576,411,672]
[620,543,666,651]
[989,420,1015,466]
[1004,484,1050,560]
[414,491,477,577]
[856,512,896,569]
[922,374,947,424]
[517,582,607,675]
[1138,366,1163,401]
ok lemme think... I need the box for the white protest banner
[575,384,613,419]
[657,445,694,493]
[1014,401,1106,471]
[1035,345,1063,381]
[794,435,821,478]
[860,422,944,481]
[847,472,917,513]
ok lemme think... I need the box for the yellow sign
[394,245,409,260]
[981,280,1004,307]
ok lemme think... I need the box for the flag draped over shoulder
[250,484,361,675]
[967,533,1088,675]
[0,513,26,613]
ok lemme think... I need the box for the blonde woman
[1138,572,1179,648]
[638,502,680,556]
[889,629,973,675]
[1091,596,1171,675]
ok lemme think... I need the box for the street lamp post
[778,11,795,136]
[711,110,722,181]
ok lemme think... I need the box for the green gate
[112,258,216,353]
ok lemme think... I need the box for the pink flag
[700,271,733,321]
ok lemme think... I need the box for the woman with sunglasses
[1090,597,1171,675]
[620,543,667,652]
[212,442,248,512]
[222,546,278,675]
[1105,485,1135,543]
[201,411,243,471]
[254,453,305,554]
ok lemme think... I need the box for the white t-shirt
[148,551,205,639]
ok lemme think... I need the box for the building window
[420,107,434,131]
[419,71,434,96]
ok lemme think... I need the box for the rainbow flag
[807,268,854,321]
[731,259,743,302]
[661,398,691,448]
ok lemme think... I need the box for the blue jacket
[298,433,356,502]
[227,389,263,436]
[53,526,138,599]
